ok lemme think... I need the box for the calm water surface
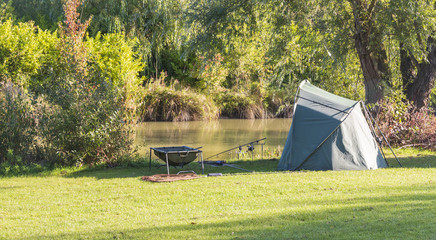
[135,119,291,159]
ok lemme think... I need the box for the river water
[135,119,291,160]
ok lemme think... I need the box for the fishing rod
[204,137,267,161]
[203,160,253,172]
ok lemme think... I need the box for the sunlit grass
[0,149,435,239]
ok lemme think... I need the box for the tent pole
[364,104,402,167]
[149,148,152,170]
[378,145,389,167]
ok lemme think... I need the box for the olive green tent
[278,80,388,171]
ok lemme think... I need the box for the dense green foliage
[0,1,137,169]
[0,20,45,84]
[5,0,370,116]
[6,0,436,113]
[0,83,37,165]
[139,76,219,121]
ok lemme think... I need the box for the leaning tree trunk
[400,44,414,97]
[401,38,436,109]
[350,0,387,104]
[355,39,386,104]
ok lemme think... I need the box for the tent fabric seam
[296,95,353,115]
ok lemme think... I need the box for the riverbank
[138,81,294,122]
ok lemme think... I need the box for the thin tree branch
[367,0,377,16]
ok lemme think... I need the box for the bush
[193,54,228,93]
[213,90,270,119]
[87,32,144,121]
[139,78,219,121]
[0,20,45,85]
[0,1,140,172]
[264,84,296,118]
[30,0,136,167]
[0,78,135,169]
[0,149,44,176]
[0,82,37,164]
[38,78,134,166]
[373,93,436,150]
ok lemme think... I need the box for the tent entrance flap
[278,81,387,171]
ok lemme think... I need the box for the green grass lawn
[1,149,435,239]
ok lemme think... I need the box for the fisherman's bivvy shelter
[278,80,388,171]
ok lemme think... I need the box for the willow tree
[391,0,436,109]
[188,0,436,106]
[186,1,356,95]
[319,0,436,107]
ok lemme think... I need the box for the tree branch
[367,0,377,16]
[410,52,420,67]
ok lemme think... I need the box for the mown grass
[0,149,435,239]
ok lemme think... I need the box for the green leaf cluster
[0,20,46,84]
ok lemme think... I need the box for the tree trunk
[350,0,387,104]
[355,39,385,104]
[400,44,414,98]
[400,38,436,109]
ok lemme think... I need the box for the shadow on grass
[63,158,280,179]
[62,154,436,180]
[25,189,436,239]
[386,155,436,168]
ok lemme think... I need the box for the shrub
[0,149,44,176]
[38,79,134,166]
[0,77,135,169]
[139,77,219,121]
[264,84,296,118]
[32,0,136,167]
[0,1,14,22]
[193,54,228,93]
[87,32,144,121]
[0,82,37,164]
[373,93,436,150]
[0,0,137,170]
[213,90,270,119]
[0,20,45,85]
